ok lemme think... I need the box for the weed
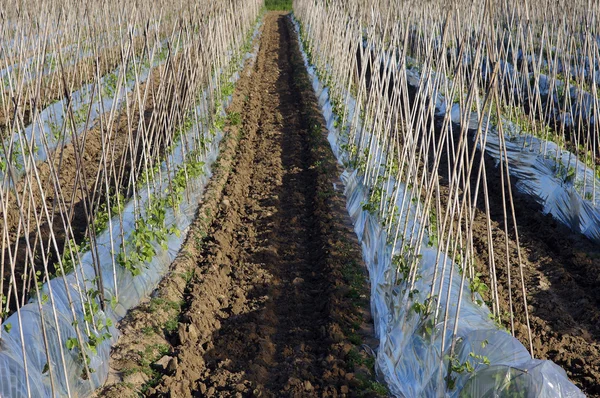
[341,258,367,305]
[228,111,241,126]
[181,269,195,283]
[346,348,362,368]
[348,332,362,345]
[122,367,139,377]
[141,326,156,336]
[265,0,292,11]
[164,317,178,333]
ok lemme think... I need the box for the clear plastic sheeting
[0,20,263,398]
[0,40,169,185]
[0,30,148,88]
[291,15,584,398]
[406,62,600,245]
[463,359,593,398]
[478,57,599,129]
[477,124,600,243]
[1,39,107,88]
[394,51,600,244]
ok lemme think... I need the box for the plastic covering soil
[1,39,170,185]
[291,14,584,398]
[408,53,600,246]
[0,21,262,398]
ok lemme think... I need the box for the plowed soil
[1,46,197,312]
[99,12,385,398]
[433,97,600,396]
[97,9,600,398]
[366,36,600,395]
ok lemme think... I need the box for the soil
[98,12,385,398]
[358,31,600,395]
[98,8,600,398]
[0,35,152,135]
[0,49,192,312]
[435,112,600,395]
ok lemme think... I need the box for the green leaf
[66,337,78,350]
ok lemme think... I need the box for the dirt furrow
[153,13,367,397]
[100,12,385,398]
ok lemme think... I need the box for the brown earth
[0,35,153,135]
[98,12,386,398]
[434,119,600,395]
[0,46,197,311]
[100,8,600,398]
[468,154,600,396]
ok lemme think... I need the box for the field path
[157,12,342,395]
[97,12,384,398]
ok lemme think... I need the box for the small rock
[123,371,149,385]
[327,323,344,343]
[222,198,231,207]
[286,377,301,388]
[292,277,304,285]
[154,355,173,371]
[340,385,349,394]
[304,380,313,391]
[167,357,178,373]
[584,376,596,385]
[187,324,199,342]
[236,383,246,392]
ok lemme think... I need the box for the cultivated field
[0,0,598,397]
